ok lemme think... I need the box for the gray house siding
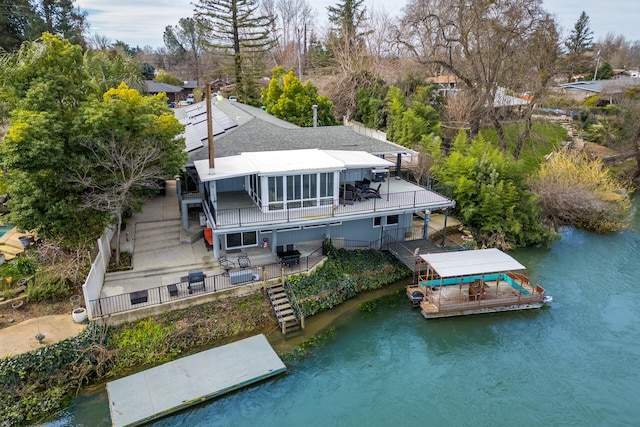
[238,212,414,252]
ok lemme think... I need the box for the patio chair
[340,190,356,205]
[238,254,251,268]
[218,256,235,275]
[360,183,381,199]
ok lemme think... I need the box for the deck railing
[433,292,545,313]
[214,188,451,229]
[89,252,325,319]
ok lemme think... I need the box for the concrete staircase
[133,220,182,253]
[104,219,215,288]
[266,282,302,335]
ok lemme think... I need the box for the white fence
[82,227,115,320]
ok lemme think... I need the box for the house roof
[146,81,183,94]
[179,104,238,152]
[559,77,640,94]
[180,100,414,164]
[194,149,395,182]
[419,248,525,278]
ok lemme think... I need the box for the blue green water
[0,225,13,238]
[43,200,640,426]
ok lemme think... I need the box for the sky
[76,0,640,50]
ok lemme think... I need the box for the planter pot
[70,295,82,308]
[18,236,31,248]
[11,300,24,310]
[72,307,87,323]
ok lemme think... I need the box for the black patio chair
[238,254,251,268]
[219,256,236,275]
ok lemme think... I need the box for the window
[287,175,301,200]
[373,217,382,227]
[387,215,399,226]
[269,172,334,210]
[226,231,257,249]
[268,176,283,210]
[320,172,334,197]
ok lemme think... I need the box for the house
[425,75,459,96]
[556,77,640,102]
[145,81,183,104]
[177,100,456,259]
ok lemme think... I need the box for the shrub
[25,271,71,302]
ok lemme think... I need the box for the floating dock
[107,334,286,426]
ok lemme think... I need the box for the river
[42,199,640,426]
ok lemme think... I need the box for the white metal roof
[323,150,394,169]
[194,149,393,181]
[419,248,525,278]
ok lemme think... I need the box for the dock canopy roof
[420,248,525,278]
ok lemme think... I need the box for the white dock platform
[107,334,286,427]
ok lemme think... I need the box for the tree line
[1,0,638,250]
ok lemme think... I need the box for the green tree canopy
[431,131,554,249]
[154,70,183,87]
[71,84,187,264]
[262,66,338,127]
[384,85,441,149]
[0,34,186,249]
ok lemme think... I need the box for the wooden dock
[107,334,286,427]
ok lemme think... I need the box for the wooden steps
[267,283,301,335]
[0,227,28,261]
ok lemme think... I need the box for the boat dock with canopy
[406,248,551,319]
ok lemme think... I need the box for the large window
[268,176,284,210]
[226,231,257,249]
[267,172,334,210]
[286,175,302,208]
[303,174,317,207]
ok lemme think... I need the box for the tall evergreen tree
[0,0,38,51]
[564,11,594,80]
[565,11,594,55]
[195,0,274,104]
[32,0,88,48]
[327,0,366,44]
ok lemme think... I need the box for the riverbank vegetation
[0,248,406,425]
[288,244,410,316]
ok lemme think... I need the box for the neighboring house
[556,77,640,102]
[177,101,456,259]
[145,80,183,104]
[426,75,459,96]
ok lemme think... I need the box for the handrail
[284,278,304,328]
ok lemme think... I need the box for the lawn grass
[479,120,567,173]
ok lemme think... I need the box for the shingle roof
[146,80,183,93]
[183,100,413,164]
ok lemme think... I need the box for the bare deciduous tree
[397,0,561,158]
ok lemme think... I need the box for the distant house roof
[194,149,395,182]
[183,80,198,89]
[426,75,458,85]
[145,80,183,94]
[492,87,529,108]
[559,77,640,95]
[180,100,414,165]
